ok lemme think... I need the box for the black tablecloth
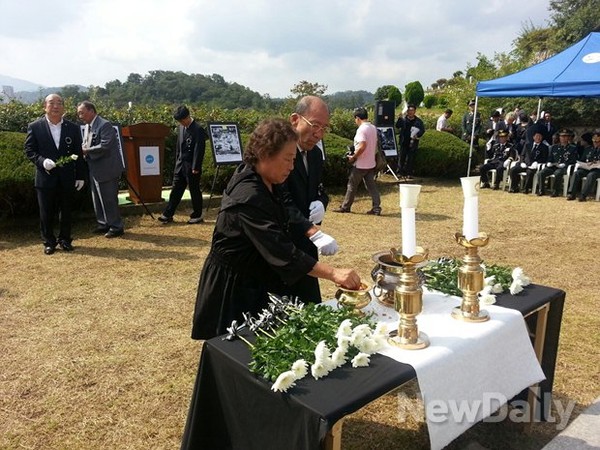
[180,284,565,450]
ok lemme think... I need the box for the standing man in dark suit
[77,101,125,238]
[395,104,425,180]
[277,95,338,304]
[536,111,557,146]
[25,94,86,254]
[158,105,208,224]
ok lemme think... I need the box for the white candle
[399,184,422,257]
[460,176,480,240]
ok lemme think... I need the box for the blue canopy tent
[465,32,600,174]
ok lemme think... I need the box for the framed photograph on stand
[208,122,243,165]
[376,126,398,157]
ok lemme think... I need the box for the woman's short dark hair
[244,119,297,165]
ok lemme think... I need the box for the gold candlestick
[388,247,429,350]
[453,233,490,322]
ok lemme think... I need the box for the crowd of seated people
[476,107,599,202]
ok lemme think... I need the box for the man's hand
[75,180,85,191]
[308,200,325,224]
[309,230,339,256]
[43,159,56,171]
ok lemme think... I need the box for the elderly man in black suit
[24,94,86,255]
[77,101,125,238]
[277,95,338,304]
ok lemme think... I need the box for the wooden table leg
[525,303,549,432]
[322,418,344,450]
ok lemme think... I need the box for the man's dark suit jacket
[278,145,329,303]
[24,116,85,188]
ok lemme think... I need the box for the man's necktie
[301,151,308,172]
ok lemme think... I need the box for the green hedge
[0,132,36,216]
[1,128,472,217]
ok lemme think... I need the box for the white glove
[308,200,325,224]
[520,163,527,168]
[530,162,538,170]
[43,159,56,171]
[75,180,85,191]
[558,163,566,168]
[309,230,338,256]
[503,159,511,168]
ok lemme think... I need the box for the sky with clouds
[0,0,553,98]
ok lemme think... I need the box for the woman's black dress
[191,164,317,340]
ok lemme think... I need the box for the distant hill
[0,74,44,93]
[1,70,374,109]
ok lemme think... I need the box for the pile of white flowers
[271,320,389,393]
[479,266,532,305]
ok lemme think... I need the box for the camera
[345,145,355,157]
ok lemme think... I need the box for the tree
[404,81,425,107]
[290,80,327,98]
[373,85,402,106]
[549,0,600,47]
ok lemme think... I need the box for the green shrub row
[1,121,473,218]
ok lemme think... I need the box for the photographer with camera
[333,107,381,215]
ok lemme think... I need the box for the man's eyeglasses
[299,115,331,134]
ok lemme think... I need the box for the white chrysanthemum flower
[314,340,331,362]
[291,359,308,380]
[480,293,497,305]
[479,285,493,296]
[331,347,347,367]
[351,352,371,368]
[374,323,388,336]
[484,275,496,286]
[510,278,524,295]
[337,335,352,350]
[352,324,372,338]
[511,267,525,279]
[310,361,330,380]
[491,283,504,294]
[372,333,388,350]
[356,336,384,354]
[271,371,297,392]
[70,154,79,161]
[336,319,353,338]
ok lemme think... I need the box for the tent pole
[536,98,542,119]
[466,97,479,176]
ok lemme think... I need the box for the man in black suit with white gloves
[25,94,85,255]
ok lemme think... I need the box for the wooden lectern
[122,123,171,204]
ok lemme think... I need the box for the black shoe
[537,191,545,196]
[366,209,381,216]
[58,241,74,252]
[44,245,55,255]
[567,194,576,201]
[333,207,350,213]
[157,215,173,223]
[524,189,531,194]
[481,183,490,189]
[187,217,204,224]
[509,189,518,193]
[492,185,500,190]
[550,192,559,198]
[93,226,110,234]
[578,195,587,202]
[105,228,124,238]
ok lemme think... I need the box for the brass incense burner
[335,283,371,315]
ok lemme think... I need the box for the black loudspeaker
[374,101,395,126]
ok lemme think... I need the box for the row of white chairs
[486,160,600,201]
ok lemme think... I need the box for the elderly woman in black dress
[192,118,361,340]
